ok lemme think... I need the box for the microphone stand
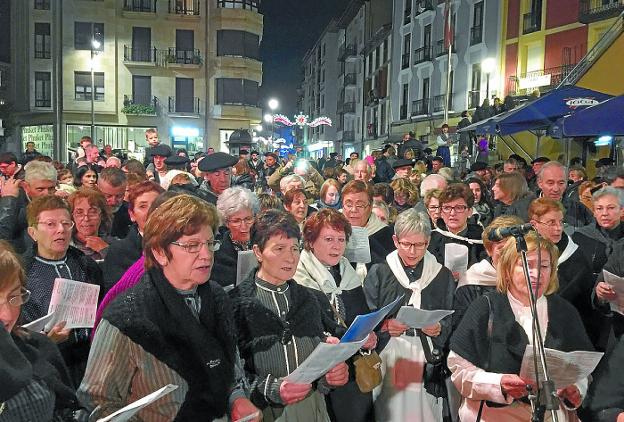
[512,231,559,422]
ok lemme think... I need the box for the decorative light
[255,125,263,132]
[264,114,273,123]
[482,58,496,74]
[268,98,279,111]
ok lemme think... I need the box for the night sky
[259,0,352,116]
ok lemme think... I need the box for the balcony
[579,0,624,23]
[434,40,455,57]
[35,98,51,108]
[433,94,453,113]
[338,44,358,61]
[414,0,434,15]
[216,0,260,12]
[344,73,357,87]
[523,11,541,34]
[123,0,157,14]
[468,90,481,109]
[403,7,412,25]
[343,131,355,143]
[123,46,158,66]
[507,64,575,96]
[343,101,356,114]
[165,48,202,68]
[168,0,200,17]
[122,95,158,116]
[168,96,200,115]
[211,104,262,121]
[470,25,483,45]
[411,98,429,116]
[401,53,410,69]
[413,46,432,64]
[400,104,407,120]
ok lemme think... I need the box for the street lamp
[90,24,101,142]
[268,98,279,111]
[255,125,263,132]
[482,57,496,101]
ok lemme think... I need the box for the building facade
[10,0,263,161]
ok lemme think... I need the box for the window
[401,83,409,119]
[375,46,380,70]
[380,103,386,135]
[383,39,389,63]
[74,22,104,51]
[34,23,51,59]
[216,78,259,106]
[368,53,373,75]
[34,0,50,10]
[217,30,260,60]
[216,0,259,11]
[75,71,104,101]
[321,94,325,109]
[35,72,51,107]
[402,33,411,69]
[471,2,484,45]
[404,0,412,24]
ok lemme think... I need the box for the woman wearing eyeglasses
[213,187,259,288]
[363,209,455,422]
[67,188,113,261]
[22,195,103,386]
[0,240,83,420]
[79,195,260,421]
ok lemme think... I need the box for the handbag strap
[476,295,494,422]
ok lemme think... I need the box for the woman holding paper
[213,186,259,288]
[294,208,377,422]
[79,195,260,421]
[448,233,595,421]
[363,209,455,422]
[230,209,349,421]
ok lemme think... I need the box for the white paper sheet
[395,307,454,329]
[519,346,604,389]
[344,227,371,264]
[47,278,100,330]
[236,250,258,286]
[285,337,367,384]
[444,243,469,275]
[22,312,55,332]
[96,384,178,422]
[603,270,624,315]
[233,411,261,422]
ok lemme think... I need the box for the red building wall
[505,43,519,95]
[546,0,580,29]
[507,0,520,39]
[544,27,588,69]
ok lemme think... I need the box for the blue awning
[551,95,624,138]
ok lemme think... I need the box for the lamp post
[267,98,279,145]
[482,57,496,102]
[90,24,101,142]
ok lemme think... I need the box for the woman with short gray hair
[213,187,260,287]
[363,209,455,421]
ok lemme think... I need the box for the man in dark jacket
[373,146,395,183]
[22,142,42,164]
[397,132,424,161]
[198,152,239,204]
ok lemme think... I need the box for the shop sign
[518,74,552,90]
[22,125,54,157]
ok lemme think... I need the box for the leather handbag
[353,349,383,393]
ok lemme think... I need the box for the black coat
[398,139,424,160]
[428,221,486,269]
[0,190,31,254]
[373,156,395,183]
[110,202,132,239]
[101,225,143,294]
[212,229,242,288]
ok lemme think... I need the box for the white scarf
[458,259,497,288]
[385,250,442,307]
[433,227,484,245]
[294,250,362,301]
[365,211,387,236]
[558,235,578,265]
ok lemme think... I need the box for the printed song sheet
[444,243,469,276]
[96,384,178,422]
[603,270,624,315]
[285,338,367,384]
[519,346,604,389]
[396,307,454,329]
[344,227,371,264]
[341,295,404,343]
[22,312,55,332]
[47,278,100,330]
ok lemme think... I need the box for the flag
[444,0,454,50]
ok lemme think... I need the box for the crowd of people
[1,127,624,422]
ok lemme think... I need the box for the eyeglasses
[73,209,101,220]
[441,205,469,214]
[37,220,75,230]
[397,241,428,251]
[343,202,369,210]
[171,239,221,254]
[228,217,254,227]
[427,205,440,211]
[534,219,564,229]
[0,288,30,308]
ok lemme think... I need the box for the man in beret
[469,161,488,180]
[392,159,414,180]
[148,144,172,186]
[528,156,550,191]
[198,152,239,204]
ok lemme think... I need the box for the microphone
[488,223,534,242]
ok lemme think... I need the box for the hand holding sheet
[603,270,624,315]
[340,295,404,343]
[395,307,454,329]
[22,312,55,333]
[96,384,178,422]
[445,243,469,276]
[47,278,100,330]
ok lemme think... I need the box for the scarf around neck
[433,227,484,245]
[295,250,362,299]
[385,250,442,307]
[558,235,578,265]
[458,258,497,288]
[365,211,387,236]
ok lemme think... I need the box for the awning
[551,95,624,138]
[458,85,613,135]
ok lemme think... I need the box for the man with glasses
[98,168,131,239]
[198,152,239,204]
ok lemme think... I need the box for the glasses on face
[171,239,221,254]
[441,205,469,214]
[73,208,101,220]
[37,220,75,231]
[343,202,369,210]
[228,216,254,227]
[0,288,31,308]
[427,205,440,212]
[397,240,428,251]
[535,219,564,229]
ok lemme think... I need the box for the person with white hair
[0,161,57,253]
[105,156,122,169]
[413,174,448,215]
[363,209,455,422]
[212,186,260,287]
[279,173,306,195]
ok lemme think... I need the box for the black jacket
[373,156,395,183]
[101,225,143,294]
[398,139,424,160]
[212,229,242,288]
[428,220,486,269]
[0,190,31,254]
[110,202,132,239]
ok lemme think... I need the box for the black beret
[250,150,259,155]
[150,144,172,157]
[239,149,250,156]
[596,157,615,168]
[392,158,414,169]
[470,162,488,171]
[531,156,550,164]
[198,152,239,172]
[164,155,190,168]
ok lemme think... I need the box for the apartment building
[10,0,263,161]
[389,0,503,145]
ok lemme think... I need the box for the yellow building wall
[578,30,624,95]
